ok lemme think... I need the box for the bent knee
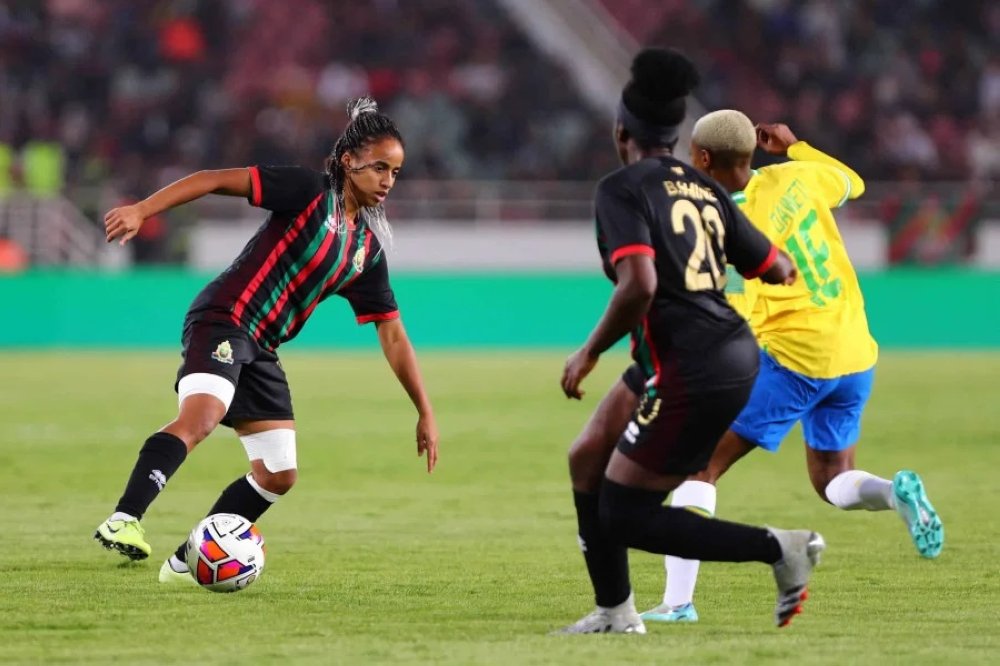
[253,468,297,495]
[568,436,616,491]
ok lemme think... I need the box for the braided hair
[325,97,404,248]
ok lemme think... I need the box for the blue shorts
[730,350,875,452]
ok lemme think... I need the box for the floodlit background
[0,0,997,348]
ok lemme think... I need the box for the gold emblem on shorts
[353,246,366,273]
[212,340,234,365]
[636,393,662,426]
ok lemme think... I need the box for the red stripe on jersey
[610,244,655,265]
[356,310,399,325]
[248,166,262,207]
[280,224,357,335]
[231,192,323,327]
[741,244,778,279]
[249,213,339,339]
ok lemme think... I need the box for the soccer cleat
[158,557,197,585]
[553,593,646,635]
[768,528,825,628]
[640,602,699,623]
[94,517,151,561]
[892,470,944,559]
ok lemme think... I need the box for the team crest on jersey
[353,246,366,273]
[212,340,234,365]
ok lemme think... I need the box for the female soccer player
[642,112,943,624]
[95,98,439,584]
[557,49,823,634]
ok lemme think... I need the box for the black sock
[600,479,782,564]
[114,432,188,520]
[173,474,276,562]
[573,490,631,608]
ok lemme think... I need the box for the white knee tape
[240,429,297,473]
[178,373,236,410]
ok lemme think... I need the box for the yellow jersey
[725,141,878,379]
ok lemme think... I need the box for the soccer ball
[185,513,265,592]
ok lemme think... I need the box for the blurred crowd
[0,0,997,215]
[605,0,1000,182]
[0,0,610,210]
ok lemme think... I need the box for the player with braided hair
[95,98,439,582]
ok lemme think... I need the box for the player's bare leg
[161,419,298,582]
[813,445,943,558]
[604,450,823,628]
[644,430,755,622]
[568,379,639,492]
[557,379,644,633]
[96,394,227,561]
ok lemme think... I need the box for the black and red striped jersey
[594,156,776,388]
[187,165,399,351]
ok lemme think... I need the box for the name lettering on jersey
[664,180,717,203]
[769,178,808,234]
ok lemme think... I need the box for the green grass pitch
[1,351,999,664]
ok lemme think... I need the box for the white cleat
[768,528,825,628]
[554,593,647,635]
[158,556,197,586]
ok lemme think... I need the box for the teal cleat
[892,470,944,559]
[641,602,699,623]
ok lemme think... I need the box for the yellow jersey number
[670,199,727,291]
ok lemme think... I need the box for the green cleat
[892,470,944,559]
[94,517,151,561]
[641,602,699,623]
[158,557,197,585]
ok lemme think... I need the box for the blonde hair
[691,109,756,155]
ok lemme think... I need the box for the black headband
[617,97,680,147]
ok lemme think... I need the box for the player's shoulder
[758,159,839,184]
[598,156,715,195]
[256,164,329,188]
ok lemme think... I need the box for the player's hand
[562,347,599,400]
[416,412,439,473]
[104,204,146,246]
[756,123,798,156]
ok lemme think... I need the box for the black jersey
[594,156,776,389]
[187,165,399,351]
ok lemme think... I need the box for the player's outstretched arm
[104,168,253,246]
[376,318,439,473]
[757,122,865,202]
[562,255,656,400]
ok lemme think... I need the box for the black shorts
[176,319,294,428]
[616,330,759,475]
[621,363,647,396]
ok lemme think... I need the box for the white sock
[168,554,189,573]
[663,480,717,607]
[245,472,281,503]
[110,511,137,523]
[825,470,894,511]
